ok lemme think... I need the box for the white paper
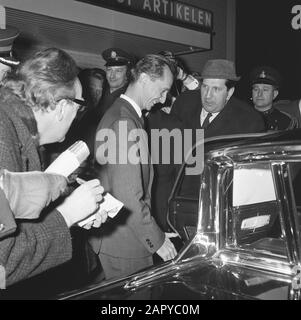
[45,141,89,177]
[77,193,124,227]
[45,150,80,177]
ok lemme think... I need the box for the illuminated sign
[76,0,213,33]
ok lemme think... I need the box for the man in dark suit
[171,59,265,138]
[89,54,178,280]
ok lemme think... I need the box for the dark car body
[58,130,301,300]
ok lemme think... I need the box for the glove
[0,169,68,219]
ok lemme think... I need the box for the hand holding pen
[75,177,108,229]
[56,178,106,228]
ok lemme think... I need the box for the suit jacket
[0,88,72,287]
[89,97,165,259]
[171,90,265,138]
[96,84,128,121]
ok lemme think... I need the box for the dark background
[235,0,301,102]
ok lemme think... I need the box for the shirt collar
[120,94,142,118]
[201,108,219,123]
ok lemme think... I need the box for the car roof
[205,129,301,152]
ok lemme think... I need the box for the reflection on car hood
[58,257,291,300]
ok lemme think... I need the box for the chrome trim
[271,162,301,265]
[215,248,292,276]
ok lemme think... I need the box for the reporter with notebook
[0,47,107,288]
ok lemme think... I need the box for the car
[58,130,301,300]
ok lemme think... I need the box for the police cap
[0,26,20,66]
[102,47,135,67]
[250,66,281,88]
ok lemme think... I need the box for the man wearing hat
[171,59,265,139]
[250,66,296,131]
[0,25,20,81]
[97,47,135,120]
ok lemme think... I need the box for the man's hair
[129,54,176,83]
[3,48,78,111]
[225,80,236,90]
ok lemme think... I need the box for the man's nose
[257,89,263,97]
[205,87,213,99]
[109,70,116,78]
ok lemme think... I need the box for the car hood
[58,258,292,300]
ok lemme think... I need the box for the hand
[176,66,187,81]
[81,209,108,230]
[56,179,104,227]
[1,170,67,219]
[156,232,178,261]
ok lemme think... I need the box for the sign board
[76,0,213,33]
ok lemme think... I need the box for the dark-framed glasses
[69,98,87,113]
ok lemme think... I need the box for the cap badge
[259,71,266,78]
[111,51,117,59]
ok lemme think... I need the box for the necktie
[201,112,212,129]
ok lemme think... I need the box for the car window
[229,162,286,257]
[233,163,276,206]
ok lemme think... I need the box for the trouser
[98,253,153,280]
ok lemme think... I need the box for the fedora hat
[201,59,240,81]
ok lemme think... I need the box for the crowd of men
[0,21,299,298]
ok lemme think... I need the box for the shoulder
[172,89,201,120]
[96,99,139,135]
[229,97,262,118]
[174,89,201,104]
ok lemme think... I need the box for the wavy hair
[3,48,78,111]
[129,54,176,84]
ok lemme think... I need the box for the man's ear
[139,72,149,86]
[55,99,68,121]
[226,87,235,102]
[273,89,279,100]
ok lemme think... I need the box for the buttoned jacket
[89,97,165,259]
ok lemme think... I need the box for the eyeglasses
[69,98,87,113]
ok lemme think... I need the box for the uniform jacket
[274,99,301,128]
[0,87,72,286]
[89,97,165,259]
[261,107,296,131]
[171,90,266,138]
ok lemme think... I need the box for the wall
[1,0,236,73]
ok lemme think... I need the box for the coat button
[0,224,5,232]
